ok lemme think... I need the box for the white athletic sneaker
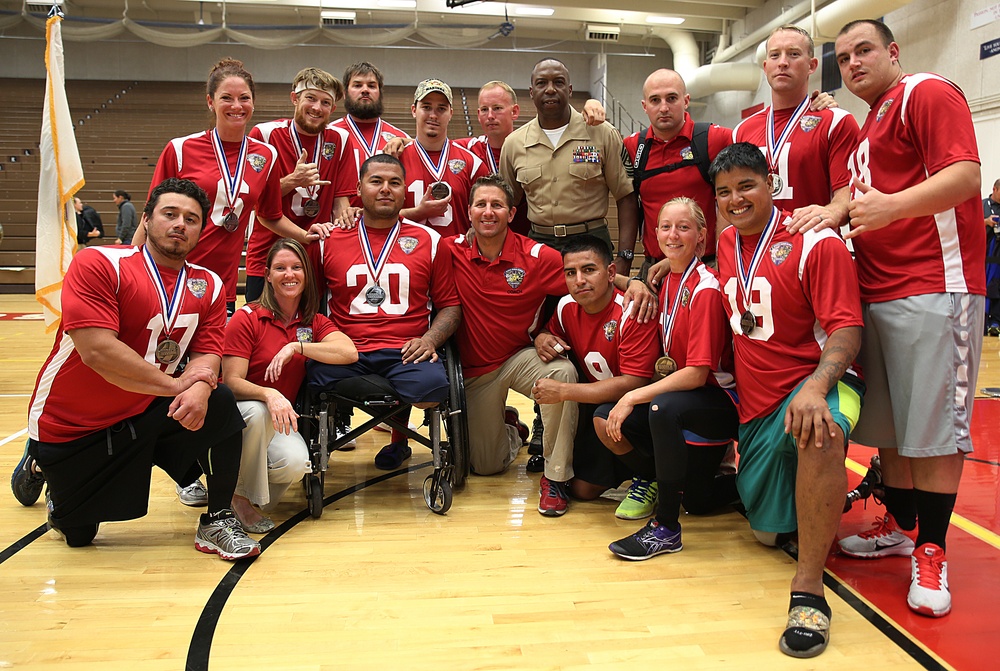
[838,513,915,558]
[907,543,951,617]
[175,479,209,507]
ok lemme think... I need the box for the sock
[883,485,917,531]
[615,448,656,481]
[913,489,957,551]
[781,592,831,654]
[391,428,406,444]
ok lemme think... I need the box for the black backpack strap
[633,122,714,188]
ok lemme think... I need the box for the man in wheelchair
[308,154,461,471]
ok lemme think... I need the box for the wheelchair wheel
[444,340,470,488]
[306,473,324,519]
[423,474,453,515]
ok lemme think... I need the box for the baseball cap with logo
[414,78,453,105]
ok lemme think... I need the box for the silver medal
[223,212,239,232]
[769,173,783,197]
[365,285,386,306]
[430,181,451,200]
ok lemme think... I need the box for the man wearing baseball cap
[398,78,490,239]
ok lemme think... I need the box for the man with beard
[333,62,410,208]
[245,67,355,301]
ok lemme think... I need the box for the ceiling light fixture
[647,16,685,25]
[515,7,554,16]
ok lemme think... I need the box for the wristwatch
[616,248,634,262]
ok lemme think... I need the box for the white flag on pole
[35,13,84,333]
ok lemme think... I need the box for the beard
[293,109,329,135]
[344,94,384,120]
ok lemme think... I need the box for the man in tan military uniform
[500,58,639,274]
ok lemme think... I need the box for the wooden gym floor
[1,294,998,670]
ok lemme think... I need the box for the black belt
[530,219,607,237]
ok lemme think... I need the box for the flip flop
[374,441,412,471]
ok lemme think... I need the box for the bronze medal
[430,181,451,200]
[365,285,386,307]
[223,212,239,232]
[303,198,320,218]
[156,338,181,365]
[740,310,757,336]
[653,356,677,381]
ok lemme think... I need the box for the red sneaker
[538,475,569,516]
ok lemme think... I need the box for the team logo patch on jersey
[680,146,694,161]
[573,146,601,163]
[504,267,526,289]
[322,143,337,160]
[186,278,207,299]
[681,287,691,307]
[296,327,314,343]
[800,115,821,132]
[248,153,268,172]
[603,320,618,341]
[448,159,466,174]
[381,131,397,143]
[770,241,793,266]
[398,236,419,254]
[876,98,895,122]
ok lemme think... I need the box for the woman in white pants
[223,239,357,532]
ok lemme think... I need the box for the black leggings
[647,385,739,524]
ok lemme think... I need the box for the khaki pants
[236,400,311,511]
[465,348,578,482]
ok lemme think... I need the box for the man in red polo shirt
[446,174,577,515]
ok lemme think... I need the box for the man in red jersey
[333,62,410,208]
[308,154,461,471]
[19,179,259,561]
[446,175,576,503]
[833,19,985,620]
[245,67,355,302]
[532,236,660,516]
[397,78,490,239]
[713,143,863,658]
[734,25,859,237]
[624,69,732,268]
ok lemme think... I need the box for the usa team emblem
[381,131,397,143]
[322,143,337,160]
[448,159,466,174]
[681,287,691,307]
[504,267,526,289]
[186,278,207,299]
[876,98,895,122]
[681,146,694,161]
[799,115,821,132]
[603,320,618,341]
[398,236,419,254]
[248,153,268,172]
[296,327,314,343]
[770,241,793,266]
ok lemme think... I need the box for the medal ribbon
[346,116,383,159]
[358,217,401,289]
[142,245,188,337]
[414,139,451,184]
[210,129,248,219]
[485,141,499,174]
[289,122,323,200]
[661,256,699,355]
[734,207,781,314]
[764,96,810,176]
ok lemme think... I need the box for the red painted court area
[830,398,1000,670]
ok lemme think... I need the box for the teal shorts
[736,379,862,533]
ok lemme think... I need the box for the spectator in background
[984,179,1000,335]
[113,190,138,245]
[74,196,103,247]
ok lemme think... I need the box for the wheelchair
[297,339,469,517]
